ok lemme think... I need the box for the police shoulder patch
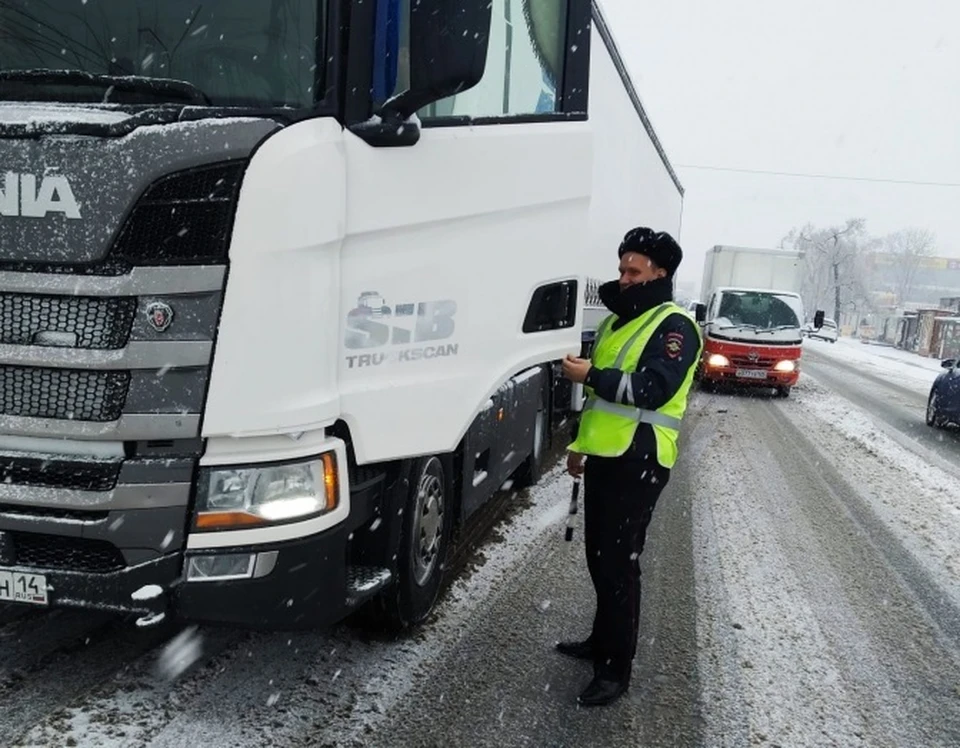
[664,331,683,359]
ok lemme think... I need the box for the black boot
[577,675,629,707]
[554,638,595,660]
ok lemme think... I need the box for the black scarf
[598,277,674,330]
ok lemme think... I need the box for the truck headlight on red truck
[707,354,730,368]
[774,360,796,373]
[193,452,339,532]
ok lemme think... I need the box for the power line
[674,163,960,188]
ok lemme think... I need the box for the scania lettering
[0,172,82,218]
[0,0,684,630]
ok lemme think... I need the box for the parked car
[803,317,838,342]
[926,357,960,429]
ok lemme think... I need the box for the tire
[927,392,943,428]
[379,455,454,630]
[776,386,791,398]
[513,406,546,490]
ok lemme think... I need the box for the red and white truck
[695,245,824,398]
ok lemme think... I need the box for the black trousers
[583,453,670,683]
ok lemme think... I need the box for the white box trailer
[0,0,682,631]
[701,245,805,302]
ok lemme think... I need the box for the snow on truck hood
[0,102,134,126]
[707,320,803,344]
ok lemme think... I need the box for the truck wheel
[380,455,454,630]
[513,407,546,489]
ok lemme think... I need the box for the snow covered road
[4,361,960,747]
[691,386,960,747]
[802,340,960,475]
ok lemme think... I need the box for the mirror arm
[348,105,421,148]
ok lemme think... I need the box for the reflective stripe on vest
[568,302,701,467]
[584,398,682,430]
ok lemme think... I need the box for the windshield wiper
[0,69,211,106]
[716,323,759,331]
[756,325,800,334]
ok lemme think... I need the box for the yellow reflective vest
[568,302,701,468]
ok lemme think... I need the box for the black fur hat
[618,227,683,278]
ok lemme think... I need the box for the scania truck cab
[0,0,684,630]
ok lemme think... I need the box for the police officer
[559,227,702,707]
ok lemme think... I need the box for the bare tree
[883,227,936,306]
[783,218,874,323]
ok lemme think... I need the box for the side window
[419,0,569,120]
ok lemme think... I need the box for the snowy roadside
[805,336,942,395]
[787,375,960,607]
[14,464,572,748]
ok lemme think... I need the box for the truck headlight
[774,360,796,372]
[194,452,338,531]
[707,354,730,368]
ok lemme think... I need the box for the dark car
[926,357,960,428]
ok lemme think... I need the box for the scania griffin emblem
[145,301,174,332]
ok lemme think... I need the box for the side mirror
[400,0,492,118]
[350,0,492,147]
[814,310,825,329]
[942,359,957,369]
[695,303,707,324]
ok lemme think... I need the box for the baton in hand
[564,477,581,542]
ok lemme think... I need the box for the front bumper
[0,553,180,620]
[176,524,356,630]
[701,365,800,388]
[0,461,389,630]
[0,524,359,629]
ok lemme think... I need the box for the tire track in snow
[691,388,960,747]
[789,376,960,609]
[685,394,752,747]
[760,395,960,746]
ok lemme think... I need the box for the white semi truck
[0,0,683,630]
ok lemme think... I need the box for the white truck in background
[0,0,682,632]
[700,245,805,299]
[696,246,823,397]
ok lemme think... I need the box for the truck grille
[0,366,129,422]
[729,355,775,369]
[0,293,136,350]
[10,532,125,573]
[0,504,108,522]
[114,161,246,266]
[0,454,121,492]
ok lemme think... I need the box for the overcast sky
[600,0,960,292]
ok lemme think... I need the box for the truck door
[337,0,593,465]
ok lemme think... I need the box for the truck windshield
[715,291,802,330]
[0,0,324,108]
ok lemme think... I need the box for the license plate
[735,368,768,380]
[0,570,48,606]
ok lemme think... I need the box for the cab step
[346,565,392,605]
